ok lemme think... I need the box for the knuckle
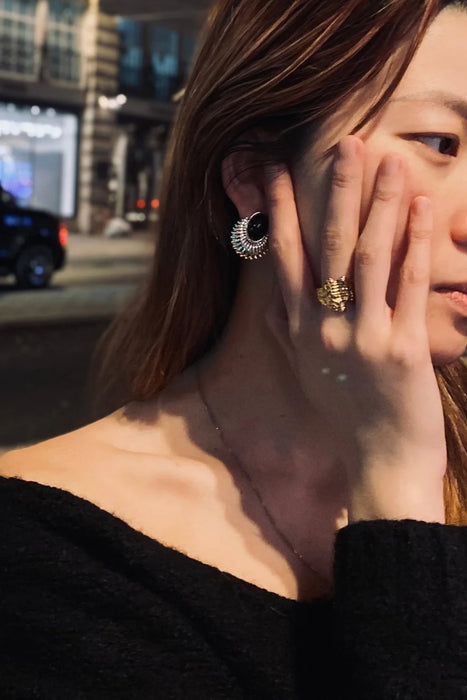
[410,226,431,242]
[320,317,348,353]
[289,319,302,343]
[320,321,338,352]
[355,244,378,267]
[331,167,356,190]
[269,237,285,258]
[389,340,414,368]
[267,192,281,208]
[374,186,399,204]
[323,227,344,254]
[399,264,429,286]
[354,330,377,360]
[268,237,281,253]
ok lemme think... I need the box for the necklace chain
[196,366,323,578]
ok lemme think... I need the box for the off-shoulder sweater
[0,475,467,699]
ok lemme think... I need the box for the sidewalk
[62,230,155,266]
[0,232,155,328]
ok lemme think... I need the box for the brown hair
[96,0,467,524]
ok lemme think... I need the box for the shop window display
[0,103,79,218]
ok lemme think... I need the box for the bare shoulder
[0,396,236,566]
[0,393,218,517]
[0,415,117,482]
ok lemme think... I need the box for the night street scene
[0,0,208,453]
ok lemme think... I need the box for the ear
[221,149,268,219]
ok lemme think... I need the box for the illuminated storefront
[0,102,79,218]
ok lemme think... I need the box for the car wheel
[15,245,55,289]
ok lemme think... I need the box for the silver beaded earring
[231,212,269,260]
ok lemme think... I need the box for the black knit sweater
[1,475,467,699]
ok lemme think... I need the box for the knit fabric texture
[1,476,467,699]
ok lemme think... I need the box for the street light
[98,94,128,111]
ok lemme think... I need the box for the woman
[1,0,467,697]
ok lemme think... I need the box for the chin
[431,352,466,367]
[430,337,467,367]
[427,301,467,367]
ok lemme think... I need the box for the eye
[413,134,459,157]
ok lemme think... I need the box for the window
[150,27,179,102]
[46,0,83,84]
[118,19,144,89]
[118,22,190,103]
[0,0,36,78]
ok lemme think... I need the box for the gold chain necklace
[196,366,324,580]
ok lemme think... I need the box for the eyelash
[411,133,460,157]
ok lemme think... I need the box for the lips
[434,284,467,314]
[435,283,467,295]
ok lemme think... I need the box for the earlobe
[221,150,267,219]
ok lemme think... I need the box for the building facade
[0,0,203,233]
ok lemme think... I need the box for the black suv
[0,186,67,288]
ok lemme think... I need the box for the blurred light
[136,199,146,209]
[98,94,127,111]
[6,103,16,112]
[46,108,56,117]
[59,224,69,247]
[151,198,160,209]
[126,212,146,222]
[31,106,40,116]
[0,120,63,139]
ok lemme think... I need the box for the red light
[151,198,160,209]
[59,224,68,247]
[136,199,146,209]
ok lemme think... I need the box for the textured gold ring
[317,276,355,313]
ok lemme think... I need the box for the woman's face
[295,7,467,365]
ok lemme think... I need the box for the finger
[321,136,363,287]
[354,154,405,322]
[267,170,315,326]
[392,196,432,334]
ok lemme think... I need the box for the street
[0,233,154,453]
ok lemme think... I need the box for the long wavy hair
[95,0,467,524]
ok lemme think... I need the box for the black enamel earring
[230,212,269,260]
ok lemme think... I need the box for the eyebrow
[390,90,467,124]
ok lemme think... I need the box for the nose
[450,209,467,248]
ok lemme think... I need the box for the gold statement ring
[317,276,355,313]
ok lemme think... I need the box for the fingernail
[381,155,401,177]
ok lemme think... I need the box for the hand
[266,136,446,524]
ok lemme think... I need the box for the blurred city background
[0,0,211,453]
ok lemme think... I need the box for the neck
[195,263,346,498]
